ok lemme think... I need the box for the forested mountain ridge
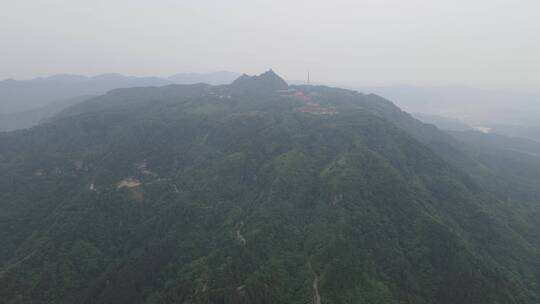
[1,71,539,304]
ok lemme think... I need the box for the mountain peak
[231,70,288,91]
[260,68,278,77]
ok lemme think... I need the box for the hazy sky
[2,0,540,88]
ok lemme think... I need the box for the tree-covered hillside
[1,71,539,304]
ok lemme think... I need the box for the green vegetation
[1,72,539,303]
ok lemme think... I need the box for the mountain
[1,71,539,304]
[450,130,540,202]
[0,71,240,131]
[0,74,170,114]
[231,69,289,92]
[359,84,540,131]
[0,95,94,132]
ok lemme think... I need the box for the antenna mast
[307,70,310,85]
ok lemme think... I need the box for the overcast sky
[1,0,540,89]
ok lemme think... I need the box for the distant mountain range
[358,84,540,127]
[411,113,473,132]
[410,112,540,142]
[0,71,240,131]
[344,84,540,143]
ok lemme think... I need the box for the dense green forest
[1,71,539,303]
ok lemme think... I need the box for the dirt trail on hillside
[308,262,321,304]
[236,229,246,245]
[313,273,321,304]
[236,221,246,245]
